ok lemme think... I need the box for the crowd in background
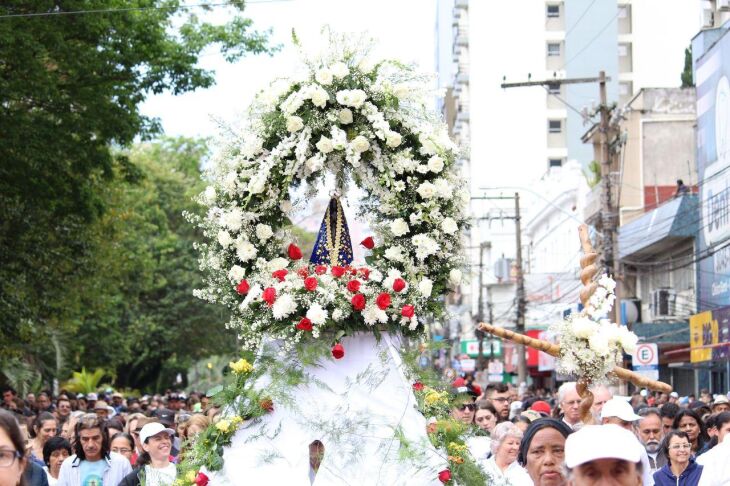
[2,381,730,485]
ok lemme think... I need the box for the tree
[682,45,694,88]
[0,1,275,369]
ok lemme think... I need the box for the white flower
[267,257,289,272]
[428,156,445,173]
[309,86,330,108]
[351,135,370,153]
[241,136,264,159]
[598,274,617,293]
[248,172,268,195]
[383,268,403,289]
[331,62,350,79]
[417,182,436,199]
[338,108,353,124]
[221,207,243,231]
[332,309,344,321]
[384,246,405,262]
[316,136,334,154]
[286,116,304,132]
[235,240,257,262]
[393,180,406,192]
[441,217,458,235]
[409,211,422,225]
[393,83,410,99]
[363,305,388,326]
[412,234,439,260]
[588,331,610,356]
[572,316,598,339]
[203,186,216,205]
[218,230,233,247]
[390,218,410,237]
[449,269,462,286]
[330,126,348,149]
[272,293,297,319]
[280,91,304,114]
[306,303,328,325]
[386,132,402,148]
[228,265,245,283]
[336,89,367,108]
[358,57,375,73]
[418,278,433,297]
[416,164,429,174]
[305,155,324,174]
[255,224,273,241]
[315,68,333,85]
[434,178,452,198]
[618,326,639,353]
[280,200,293,214]
[418,134,438,155]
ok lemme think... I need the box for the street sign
[460,358,476,373]
[487,360,504,383]
[460,339,502,358]
[632,343,659,381]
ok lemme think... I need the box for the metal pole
[515,192,527,384]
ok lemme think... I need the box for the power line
[0,0,289,19]
[562,10,619,69]
[564,0,599,37]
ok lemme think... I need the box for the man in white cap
[711,395,730,414]
[564,424,644,486]
[600,398,654,485]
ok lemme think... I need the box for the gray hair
[558,382,577,404]
[490,421,523,454]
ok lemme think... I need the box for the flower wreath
[188,31,468,357]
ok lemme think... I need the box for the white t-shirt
[482,456,533,486]
[144,463,177,486]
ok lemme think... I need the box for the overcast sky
[140,0,438,139]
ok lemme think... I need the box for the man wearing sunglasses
[450,378,479,424]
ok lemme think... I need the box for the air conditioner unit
[719,0,730,11]
[651,288,676,318]
[702,9,715,27]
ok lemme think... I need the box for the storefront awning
[631,321,689,345]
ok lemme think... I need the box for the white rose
[330,126,348,149]
[247,172,267,195]
[434,178,452,198]
[316,136,334,154]
[385,132,402,148]
[441,217,458,234]
[228,265,245,283]
[286,116,304,132]
[416,182,436,199]
[418,278,433,297]
[241,136,263,159]
[338,108,353,124]
[598,274,617,292]
[331,62,350,79]
[236,241,257,262]
[384,246,405,262]
[309,86,329,108]
[351,135,370,153]
[305,155,324,174]
[618,327,638,353]
[358,57,375,73]
[588,332,610,356]
[203,186,216,205]
[416,164,429,174]
[267,257,289,272]
[348,89,367,108]
[217,230,233,247]
[315,68,333,85]
[572,317,598,339]
[428,156,445,173]
[272,294,297,320]
[449,269,462,286]
[222,207,243,231]
[332,309,344,321]
[255,224,273,241]
[306,303,328,325]
[390,218,410,237]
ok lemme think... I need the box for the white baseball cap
[565,424,643,468]
[600,398,641,422]
[139,422,175,444]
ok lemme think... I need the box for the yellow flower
[448,455,464,464]
[215,419,231,433]
[231,416,243,426]
[185,471,197,483]
[207,362,213,369]
[229,358,253,374]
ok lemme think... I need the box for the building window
[547,82,561,95]
[547,4,560,18]
[618,5,629,18]
[618,43,629,57]
[549,158,563,168]
[547,43,561,57]
[548,120,562,133]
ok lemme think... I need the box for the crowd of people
[2,381,730,485]
[451,377,730,486]
[1,387,215,486]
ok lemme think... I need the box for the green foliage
[682,45,694,88]
[584,160,602,188]
[62,367,110,394]
[0,1,274,381]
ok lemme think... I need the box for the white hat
[669,391,679,399]
[565,424,643,468]
[139,422,175,444]
[600,398,641,422]
[86,393,98,401]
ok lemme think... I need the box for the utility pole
[476,241,490,370]
[514,192,527,385]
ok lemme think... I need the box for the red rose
[195,472,209,486]
[347,280,361,293]
[376,292,391,310]
[236,279,250,295]
[401,305,415,318]
[288,243,303,260]
[260,398,274,412]
[272,269,288,282]
[296,317,313,331]
[315,265,327,275]
[262,287,276,306]
[392,278,407,293]
[359,268,370,280]
[304,276,318,292]
[331,266,345,278]
[297,267,309,278]
[331,343,345,359]
[412,381,424,391]
[349,267,358,276]
[438,469,452,483]
[361,236,375,249]
[351,293,366,311]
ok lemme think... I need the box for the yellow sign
[690,311,718,363]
